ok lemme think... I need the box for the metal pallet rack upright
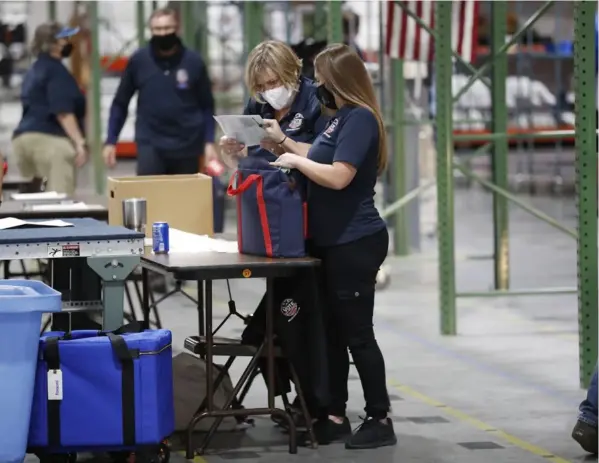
[430,0,597,387]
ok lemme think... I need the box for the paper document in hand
[0,218,74,230]
[214,115,268,147]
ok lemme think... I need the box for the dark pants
[241,269,329,417]
[579,365,598,427]
[314,227,390,419]
[0,56,13,88]
[136,144,201,176]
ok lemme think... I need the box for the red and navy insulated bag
[227,157,307,258]
[28,323,174,453]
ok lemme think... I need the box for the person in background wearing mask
[103,7,217,175]
[11,23,87,195]
[266,44,395,449]
[220,40,326,165]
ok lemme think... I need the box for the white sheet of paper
[10,191,68,201]
[29,202,104,212]
[0,218,74,230]
[144,229,238,254]
[214,115,268,147]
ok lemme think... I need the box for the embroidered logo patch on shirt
[323,118,339,138]
[281,298,300,322]
[176,69,189,89]
[287,113,304,131]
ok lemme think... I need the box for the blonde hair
[245,40,302,101]
[314,44,388,174]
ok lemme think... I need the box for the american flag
[385,0,479,63]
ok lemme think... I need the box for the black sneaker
[572,420,598,454]
[345,417,397,450]
[301,417,352,446]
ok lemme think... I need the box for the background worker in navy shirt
[220,40,325,165]
[103,7,218,175]
[12,23,87,195]
[267,44,395,450]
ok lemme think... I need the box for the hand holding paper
[214,115,268,147]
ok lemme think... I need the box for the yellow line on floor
[389,380,572,463]
[176,450,207,462]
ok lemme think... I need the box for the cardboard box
[107,174,213,237]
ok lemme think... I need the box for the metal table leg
[142,267,150,329]
[197,280,205,336]
[190,277,297,456]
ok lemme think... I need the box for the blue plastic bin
[0,280,61,463]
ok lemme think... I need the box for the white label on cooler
[47,370,63,401]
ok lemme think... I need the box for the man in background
[342,9,365,61]
[102,7,218,174]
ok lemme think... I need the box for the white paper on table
[10,191,68,201]
[214,115,267,147]
[0,217,73,230]
[29,202,104,212]
[145,228,238,254]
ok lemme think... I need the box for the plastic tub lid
[0,280,62,314]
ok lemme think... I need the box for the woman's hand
[270,152,300,169]
[219,136,245,156]
[260,139,284,156]
[262,119,286,144]
[219,135,246,168]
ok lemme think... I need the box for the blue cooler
[0,280,61,463]
[28,323,174,455]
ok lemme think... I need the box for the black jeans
[314,227,390,419]
[241,269,329,417]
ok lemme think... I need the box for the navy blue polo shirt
[243,76,327,162]
[14,53,86,139]
[106,46,215,155]
[306,105,386,247]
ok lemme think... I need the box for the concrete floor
[2,87,592,463]
[18,184,593,463]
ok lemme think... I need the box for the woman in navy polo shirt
[220,40,325,163]
[267,44,395,450]
[221,40,329,427]
[12,22,86,195]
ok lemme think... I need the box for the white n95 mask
[261,86,295,110]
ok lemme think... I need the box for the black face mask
[316,84,338,110]
[150,33,181,52]
[60,43,73,58]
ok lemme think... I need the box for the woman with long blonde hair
[265,44,395,449]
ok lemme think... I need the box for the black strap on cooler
[44,337,62,447]
[106,332,136,446]
[111,321,144,336]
